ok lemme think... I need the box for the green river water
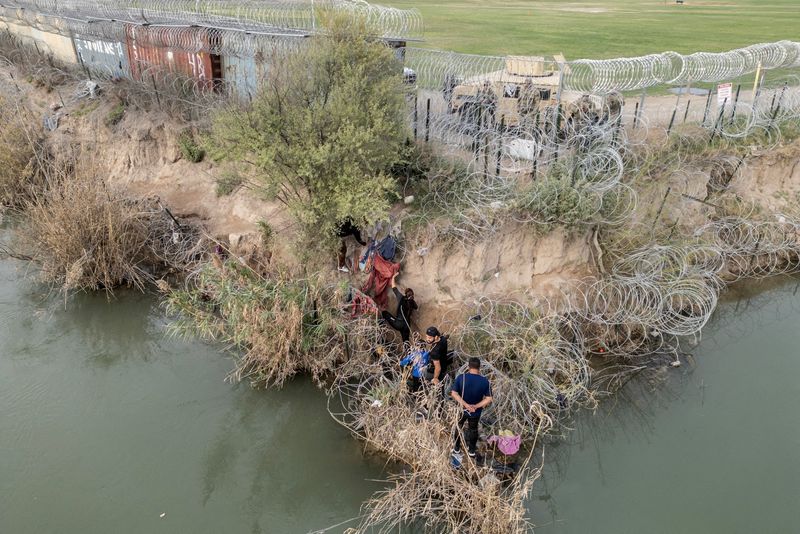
[1,238,799,533]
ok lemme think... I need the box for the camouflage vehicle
[445,55,623,133]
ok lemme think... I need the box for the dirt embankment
[5,70,595,326]
[52,101,288,240]
[736,142,800,209]
[9,65,800,331]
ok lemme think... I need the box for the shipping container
[29,27,77,64]
[72,35,129,79]
[220,36,305,100]
[124,25,222,90]
[222,55,266,101]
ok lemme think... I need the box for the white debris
[506,138,538,161]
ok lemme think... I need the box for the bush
[206,14,407,248]
[215,170,244,197]
[178,131,205,163]
[104,102,125,127]
[257,220,275,249]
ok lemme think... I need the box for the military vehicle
[445,55,622,133]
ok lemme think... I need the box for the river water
[1,236,799,533]
[0,250,384,533]
[535,281,800,533]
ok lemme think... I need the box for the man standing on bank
[450,357,493,459]
[425,326,449,385]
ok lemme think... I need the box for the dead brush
[326,344,546,534]
[164,260,381,387]
[17,165,199,296]
[0,32,74,91]
[0,96,48,208]
[455,299,593,434]
[332,385,540,534]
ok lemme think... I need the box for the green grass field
[386,1,800,59]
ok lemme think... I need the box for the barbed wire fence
[1,0,423,40]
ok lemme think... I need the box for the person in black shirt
[425,326,449,385]
[337,219,367,273]
[381,273,417,344]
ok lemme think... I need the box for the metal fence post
[634,89,646,128]
[710,97,727,140]
[728,84,741,125]
[653,187,671,228]
[413,93,418,140]
[701,91,713,126]
[495,116,504,178]
[667,108,677,135]
[424,97,430,143]
[151,74,162,110]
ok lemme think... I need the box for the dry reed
[17,166,202,295]
[0,96,47,208]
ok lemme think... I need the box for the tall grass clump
[165,260,376,387]
[0,97,47,208]
[17,168,198,295]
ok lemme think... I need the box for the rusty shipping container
[124,25,221,90]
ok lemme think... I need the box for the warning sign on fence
[717,83,732,105]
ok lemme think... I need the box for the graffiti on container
[123,24,217,89]
[187,51,208,80]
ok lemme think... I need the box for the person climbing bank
[451,357,493,458]
[337,219,367,273]
[381,273,417,344]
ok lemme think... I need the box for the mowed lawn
[386,0,800,59]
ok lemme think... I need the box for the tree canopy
[207,15,408,246]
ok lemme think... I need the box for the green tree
[207,15,407,246]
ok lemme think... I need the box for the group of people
[336,220,493,461]
[388,274,493,460]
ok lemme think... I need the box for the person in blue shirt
[400,349,430,393]
[450,357,493,458]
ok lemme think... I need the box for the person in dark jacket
[451,357,493,458]
[381,273,417,344]
[425,326,449,385]
[337,219,367,273]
